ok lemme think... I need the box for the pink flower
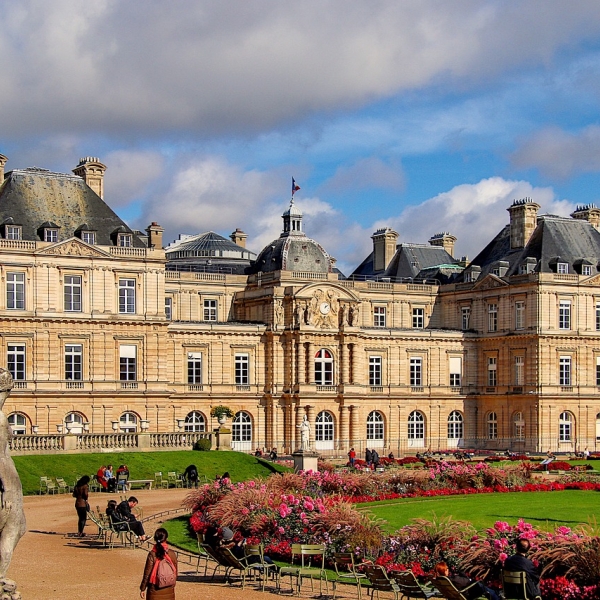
[241,508,250,515]
[494,521,511,533]
[499,553,508,562]
[278,526,285,535]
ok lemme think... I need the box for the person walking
[72,475,90,537]
[140,527,178,599]
[348,447,356,467]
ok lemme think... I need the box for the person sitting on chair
[114,496,148,541]
[503,539,541,599]
[435,562,499,600]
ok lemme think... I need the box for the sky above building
[2,1,600,274]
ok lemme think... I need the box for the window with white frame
[65,344,82,380]
[487,356,497,386]
[515,301,525,330]
[558,300,571,329]
[118,233,132,247]
[596,412,600,441]
[64,412,84,434]
[408,411,425,442]
[410,357,422,386]
[81,231,96,245]
[187,352,202,384]
[488,303,498,332]
[7,272,25,309]
[5,226,21,240]
[596,357,600,386]
[369,356,382,386]
[203,299,217,321]
[449,356,462,387]
[461,307,471,331]
[235,353,249,385]
[559,355,571,386]
[373,306,386,328]
[557,262,569,274]
[596,302,600,331]
[44,228,58,242]
[514,412,525,439]
[165,297,172,320]
[184,411,206,432]
[232,411,252,443]
[118,278,136,313]
[487,412,498,439]
[559,411,572,442]
[447,411,463,439]
[583,265,592,276]
[515,355,524,386]
[120,412,138,432]
[314,349,334,385]
[412,307,424,329]
[366,411,384,442]
[7,344,25,380]
[8,413,26,435]
[315,411,334,444]
[119,345,137,380]
[64,275,82,312]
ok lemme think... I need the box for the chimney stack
[230,228,248,248]
[0,154,7,183]
[571,204,600,230]
[428,232,457,257]
[146,222,164,249]
[72,157,107,199]
[507,198,540,249]
[371,228,399,272]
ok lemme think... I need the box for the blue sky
[2,1,600,273]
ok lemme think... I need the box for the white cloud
[321,157,405,194]
[511,125,600,179]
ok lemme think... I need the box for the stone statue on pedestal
[297,415,311,451]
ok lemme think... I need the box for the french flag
[292,177,300,196]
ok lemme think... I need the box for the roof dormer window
[118,233,132,247]
[583,265,592,276]
[44,228,58,242]
[5,226,21,240]
[82,231,96,245]
[557,262,569,274]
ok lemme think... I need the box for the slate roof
[250,234,332,274]
[0,167,145,246]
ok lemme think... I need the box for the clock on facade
[319,302,331,315]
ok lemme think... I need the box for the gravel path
[8,489,336,600]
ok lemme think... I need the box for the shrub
[193,438,212,451]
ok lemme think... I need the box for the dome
[251,235,332,273]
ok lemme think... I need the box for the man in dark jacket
[503,539,541,599]
[116,496,148,540]
[365,448,372,466]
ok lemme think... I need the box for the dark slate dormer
[74,223,97,245]
[111,225,133,247]
[548,256,569,274]
[573,258,594,276]
[38,221,60,243]
[1,217,22,240]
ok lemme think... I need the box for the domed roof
[165,231,255,260]
[283,199,303,217]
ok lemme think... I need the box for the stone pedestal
[215,427,232,451]
[292,449,319,473]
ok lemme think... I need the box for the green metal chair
[364,565,403,600]
[332,552,371,600]
[502,570,541,600]
[394,570,441,599]
[431,577,487,600]
[278,543,328,596]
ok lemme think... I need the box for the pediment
[35,238,112,258]
[581,274,600,286]
[472,274,509,291]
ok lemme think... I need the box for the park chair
[56,477,71,493]
[44,479,58,495]
[244,544,278,591]
[214,546,257,588]
[502,570,541,600]
[199,542,232,578]
[394,570,441,599]
[87,510,118,549]
[278,543,328,596]
[195,533,217,576]
[88,474,101,493]
[332,552,371,600]
[154,472,168,489]
[39,477,49,495]
[364,565,403,600]
[116,473,129,492]
[431,577,487,600]
[167,471,182,488]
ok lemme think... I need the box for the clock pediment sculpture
[307,288,339,329]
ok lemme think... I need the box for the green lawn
[14,451,288,496]
[361,490,600,532]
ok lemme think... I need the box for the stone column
[350,405,360,449]
[307,405,316,447]
[308,343,315,384]
[339,405,348,451]
[298,340,306,384]
[351,343,359,385]
[341,342,350,385]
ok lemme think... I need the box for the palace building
[0,153,599,455]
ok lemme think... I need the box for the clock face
[320,302,331,315]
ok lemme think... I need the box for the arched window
[315,411,334,450]
[447,411,463,440]
[184,411,206,432]
[366,411,384,447]
[514,412,525,440]
[120,412,138,433]
[232,411,252,451]
[8,413,27,435]
[596,413,600,442]
[65,412,85,434]
[408,411,425,448]
[559,411,573,442]
[314,349,334,385]
[487,412,498,440]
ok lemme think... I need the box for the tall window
[203,299,217,321]
[514,356,524,386]
[315,411,334,445]
[7,272,25,309]
[558,300,571,330]
[8,413,26,435]
[596,302,600,331]
[449,356,462,387]
[120,412,138,433]
[184,411,205,432]
[369,356,382,386]
[65,412,84,434]
[514,412,525,439]
[596,357,600,386]
[120,345,137,381]
[447,411,463,439]
[487,356,497,386]
[461,307,471,331]
[408,411,425,445]
[515,301,525,330]
[64,275,82,312]
[187,352,202,384]
[559,355,571,386]
[235,353,249,385]
[373,306,386,328]
[488,303,498,332]
[559,411,572,442]
[314,349,334,385]
[366,411,384,443]
[487,412,498,439]
[64,344,82,380]
[232,411,252,444]
[7,345,25,380]
[119,278,136,313]
[165,297,172,320]
[410,357,422,386]
[412,307,424,329]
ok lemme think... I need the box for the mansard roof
[0,167,145,246]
